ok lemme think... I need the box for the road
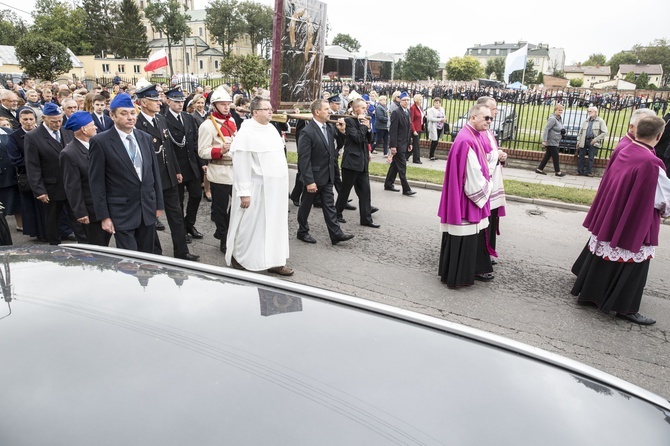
[11,170,669,399]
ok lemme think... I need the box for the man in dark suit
[91,94,113,133]
[135,84,199,261]
[297,99,354,245]
[163,87,205,239]
[60,111,112,246]
[24,102,85,245]
[384,92,416,196]
[0,90,20,130]
[88,93,164,253]
[334,98,379,228]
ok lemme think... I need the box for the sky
[8,0,670,65]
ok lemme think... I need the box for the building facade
[464,41,566,78]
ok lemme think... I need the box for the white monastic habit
[225,118,290,271]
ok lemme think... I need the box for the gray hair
[469,103,490,118]
[629,108,656,126]
[587,106,598,113]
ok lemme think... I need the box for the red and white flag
[144,49,168,72]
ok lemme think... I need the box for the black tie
[177,114,182,125]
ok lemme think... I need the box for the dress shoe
[331,233,354,245]
[186,234,192,244]
[156,220,166,231]
[292,199,300,207]
[616,312,656,325]
[186,226,204,239]
[414,160,423,164]
[231,257,245,270]
[297,233,317,244]
[65,233,77,242]
[203,191,212,202]
[220,240,227,254]
[361,222,380,228]
[344,203,357,211]
[337,215,346,223]
[176,253,200,262]
[268,265,294,276]
[403,190,417,196]
[384,186,400,192]
[371,206,379,214]
[490,258,498,265]
[474,273,495,282]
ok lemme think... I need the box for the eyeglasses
[483,116,493,121]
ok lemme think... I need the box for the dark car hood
[1,246,669,445]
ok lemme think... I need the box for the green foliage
[624,71,636,83]
[31,0,92,55]
[634,39,670,86]
[402,44,440,80]
[635,72,649,89]
[114,0,149,59]
[238,1,273,56]
[144,0,190,76]
[509,60,537,84]
[331,33,360,53]
[0,10,28,46]
[536,72,544,84]
[485,57,505,80]
[607,51,637,77]
[569,78,584,87]
[553,70,565,78]
[219,53,268,90]
[81,0,117,57]
[581,53,606,66]
[16,34,72,81]
[206,0,246,55]
[444,56,483,81]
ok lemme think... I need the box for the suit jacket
[0,106,19,130]
[91,113,114,133]
[297,120,336,186]
[164,110,203,181]
[7,127,27,171]
[88,128,164,231]
[389,107,412,152]
[135,113,181,190]
[0,133,17,188]
[24,124,74,200]
[339,117,371,173]
[60,138,98,221]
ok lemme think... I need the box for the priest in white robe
[225,97,293,276]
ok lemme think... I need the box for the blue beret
[43,102,62,116]
[63,111,94,131]
[110,93,134,110]
[399,92,410,100]
[362,94,370,101]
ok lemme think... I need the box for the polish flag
[144,49,168,72]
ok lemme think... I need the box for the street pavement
[8,143,669,400]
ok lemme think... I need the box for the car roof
[1,245,669,445]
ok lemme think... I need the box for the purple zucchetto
[63,111,93,131]
[42,102,62,116]
[110,93,135,110]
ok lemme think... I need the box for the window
[199,27,203,36]
[118,64,125,73]
[134,65,141,73]
[140,0,144,8]
[102,64,110,74]
[186,53,190,67]
[477,49,481,54]
[495,49,499,55]
[214,60,219,70]
[199,60,203,70]
[486,49,490,55]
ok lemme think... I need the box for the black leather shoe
[203,191,212,202]
[292,199,300,207]
[490,259,497,265]
[403,190,417,196]
[344,203,357,211]
[186,234,192,244]
[176,253,200,262]
[616,312,656,325]
[220,240,227,254]
[297,233,317,244]
[186,226,204,239]
[156,220,165,231]
[474,273,495,282]
[414,160,423,164]
[384,186,400,192]
[332,233,354,245]
[371,206,379,214]
[362,222,380,228]
[337,215,346,223]
[231,257,245,270]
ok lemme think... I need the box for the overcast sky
[10,0,670,65]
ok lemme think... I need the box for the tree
[509,60,537,84]
[16,35,72,81]
[206,0,245,55]
[0,10,28,46]
[444,56,482,81]
[219,53,268,90]
[569,78,584,88]
[636,72,649,89]
[31,0,92,55]
[634,39,670,86]
[331,33,360,53]
[239,1,273,56]
[582,53,607,66]
[485,57,505,80]
[624,71,637,83]
[536,72,544,85]
[82,0,118,57]
[402,44,440,80]
[144,0,190,77]
[607,51,638,78]
[113,0,149,59]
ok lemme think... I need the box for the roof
[196,47,224,57]
[324,45,354,60]
[187,8,206,22]
[148,37,209,48]
[583,65,611,76]
[0,45,83,69]
[365,52,396,63]
[618,64,663,75]
[591,79,637,90]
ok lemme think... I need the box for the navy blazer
[24,124,74,200]
[339,117,371,173]
[91,113,114,133]
[60,138,98,221]
[89,128,164,231]
[389,107,412,152]
[297,119,336,186]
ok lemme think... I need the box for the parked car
[1,245,669,445]
[559,108,589,153]
[451,105,517,141]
